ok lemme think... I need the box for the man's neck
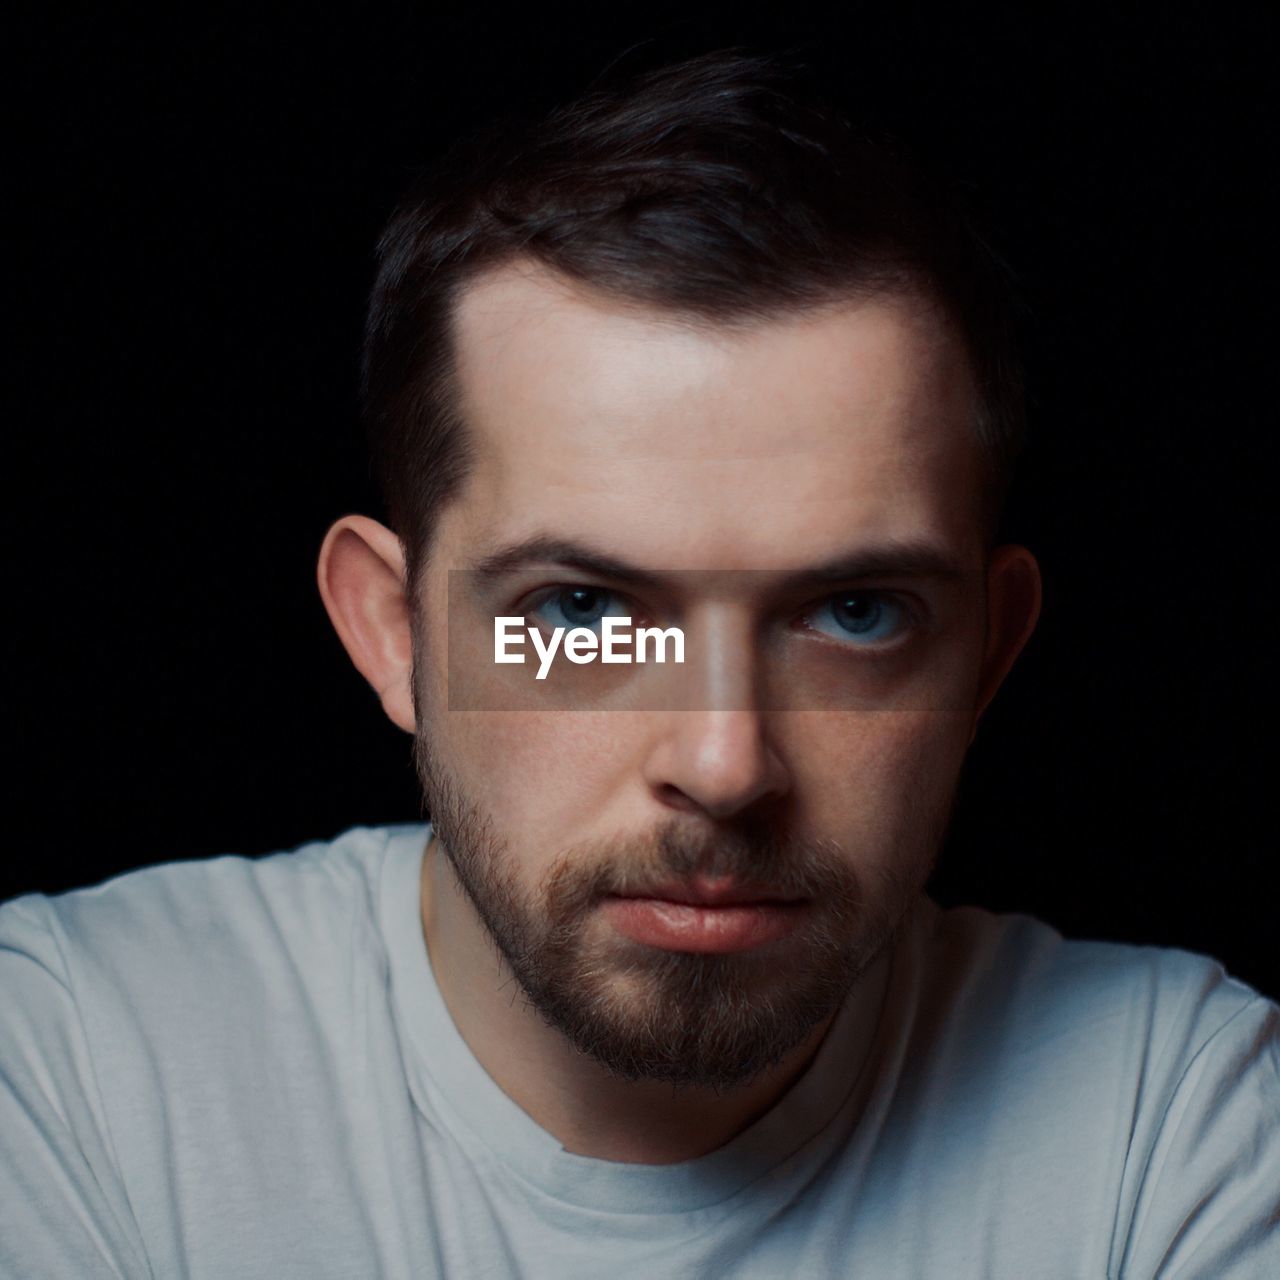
[419,836,838,1165]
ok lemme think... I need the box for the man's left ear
[972,544,1042,735]
[316,515,417,734]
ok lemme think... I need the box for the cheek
[436,710,637,863]
[786,708,970,855]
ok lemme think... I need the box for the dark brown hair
[362,50,1024,599]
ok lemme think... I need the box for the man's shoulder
[913,896,1269,1038]
[0,823,427,1008]
[902,896,1276,1114]
[882,901,1280,1274]
[0,827,432,1277]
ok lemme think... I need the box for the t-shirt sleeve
[0,896,151,1279]
[1118,987,1280,1277]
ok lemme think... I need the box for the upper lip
[619,878,804,907]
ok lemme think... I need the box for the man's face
[412,262,993,1087]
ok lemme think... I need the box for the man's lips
[614,877,806,908]
[600,880,810,952]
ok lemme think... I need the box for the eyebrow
[466,534,967,589]
[469,537,665,588]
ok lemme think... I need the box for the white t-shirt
[1,824,1276,1278]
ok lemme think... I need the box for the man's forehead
[451,260,971,422]
[442,260,985,569]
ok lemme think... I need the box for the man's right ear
[316,515,416,734]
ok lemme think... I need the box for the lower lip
[600,896,809,953]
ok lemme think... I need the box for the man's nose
[638,601,791,819]
[642,707,791,819]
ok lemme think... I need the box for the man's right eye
[528,586,630,633]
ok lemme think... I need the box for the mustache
[541,820,862,914]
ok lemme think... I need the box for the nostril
[652,782,709,815]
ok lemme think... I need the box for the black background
[9,7,1277,997]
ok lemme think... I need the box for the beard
[413,731,941,1091]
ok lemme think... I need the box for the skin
[317,260,1041,1165]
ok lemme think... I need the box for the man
[2,51,1276,1278]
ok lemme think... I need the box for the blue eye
[805,591,906,646]
[530,586,629,633]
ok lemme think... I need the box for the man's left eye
[530,586,630,632]
[803,591,908,646]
